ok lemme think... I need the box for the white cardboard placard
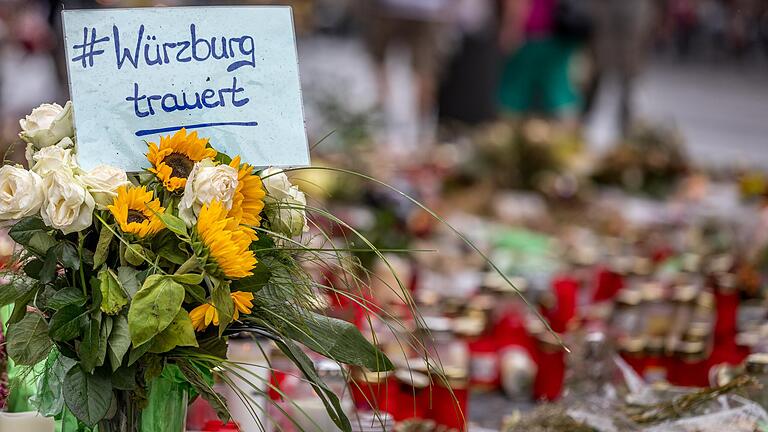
[62,6,309,170]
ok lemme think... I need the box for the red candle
[391,370,430,421]
[592,266,624,302]
[668,341,710,387]
[545,276,579,333]
[467,335,500,389]
[618,337,647,375]
[350,369,396,414]
[532,335,566,401]
[425,369,469,431]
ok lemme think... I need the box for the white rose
[29,138,78,177]
[80,164,131,209]
[178,159,239,226]
[0,165,44,222]
[41,170,95,234]
[261,167,309,237]
[19,101,75,149]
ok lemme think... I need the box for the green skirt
[499,37,580,116]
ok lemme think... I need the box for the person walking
[497,0,586,119]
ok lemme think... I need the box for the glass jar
[285,359,354,432]
[745,353,768,410]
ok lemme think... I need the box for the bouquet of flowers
[0,102,394,430]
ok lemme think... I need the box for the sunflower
[189,303,218,332]
[147,128,217,192]
[227,156,266,240]
[189,291,255,332]
[107,186,165,238]
[231,291,255,318]
[194,200,257,279]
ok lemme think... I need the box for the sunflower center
[127,209,148,224]
[163,152,195,179]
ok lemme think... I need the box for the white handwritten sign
[62,7,309,171]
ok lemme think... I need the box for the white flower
[80,164,131,210]
[19,101,74,149]
[0,165,44,222]
[41,170,94,234]
[178,159,239,226]
[29,138,78,177]
[261,167,309,237]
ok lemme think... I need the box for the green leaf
[9,216,47,244]
[9,217,57,255]
[230,262,270,293]
[93,227,114,269]
[127,342,151,366]
[33,349,76,416]
[6,284,40,324]
[178,361,230,422]
[124,243,153,267]
[143,354,164,383]
[81,248,94,266]
[149,309,198,353]
[35,286,58,310]
[98,316,113,367]
[117,266,141,299]
[7,313,53,365]
[276,337,352,432]
[250,233,275,251]
[23,259,43,279]
[171,273,204,285]
[8,216,49,246]
[156,237,188,265]
[157,212,188,237]
[211,281,234,337]
[63,366,113,427]
[49,305,87,341]
[48,287,87,310]
[89,276,103,313]
[8,284,39,325]
[78,314,105,373]
[28,232,57,256]
[108,315,131,371]
[196,336,228,359]
[40,247,59,284]
[98,268,128,315]
[183,283,206,304]
[54,242,80,270]
[213,152,232,165]
[0,276,36,306]
[112,366,136,390]
[127,275,185,347]
[286,313,394,372]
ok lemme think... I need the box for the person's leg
[363,12,394,110]
[409,21,441,121]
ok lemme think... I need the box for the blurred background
[3,0,768,431]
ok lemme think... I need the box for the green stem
[77,233,88,296]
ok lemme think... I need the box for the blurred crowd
[0,0,765,157]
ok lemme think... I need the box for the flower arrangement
[0,102,394,430]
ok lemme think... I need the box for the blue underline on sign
[134,121,259,137]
